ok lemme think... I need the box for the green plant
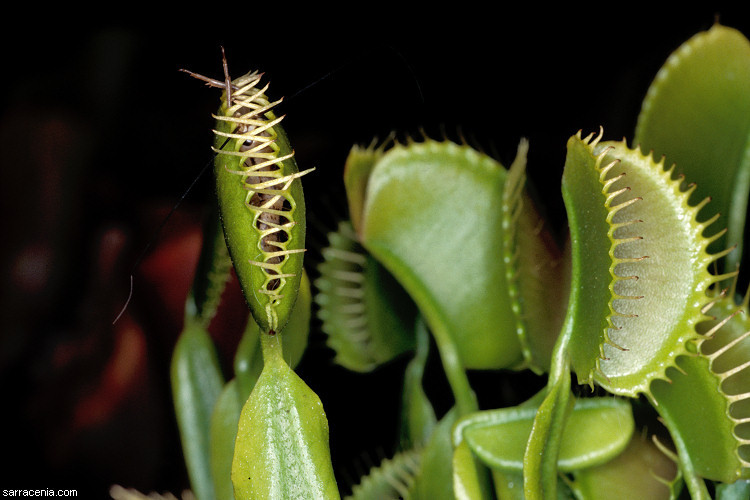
[167,23,750,500]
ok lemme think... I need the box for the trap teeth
[562,133,728,397]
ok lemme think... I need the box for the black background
[2,6,749,498]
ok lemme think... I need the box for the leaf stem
[524,317,573,500]
[429,320,478,416]
[260,330,284,365]
[649,394,711,500]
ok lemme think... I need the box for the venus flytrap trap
[335,137,566,498]
[455,396,634,478]
[207,61,336,498]
[560,132,733,395]
[207,69,313,335]
[634,25,750,274]
[356,138,563,376]
[648,281,750,484]
[169,51,336,500]
[314,220,417,372]
[536,130,733,499]
[570,432,682,500]
[160,21,750,500]
[345,448,423,499]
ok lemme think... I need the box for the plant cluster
[163,23,750,500]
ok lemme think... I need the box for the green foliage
[634,25,750,272]
[167,22,750,500]
[171,319,225,500]
[231,334,339,499]
[211,69,311,335]
[455,396,634,474]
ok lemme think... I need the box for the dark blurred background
[1,6,749,498]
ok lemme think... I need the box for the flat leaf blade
[171,320,225,500]
[231,336,339,500]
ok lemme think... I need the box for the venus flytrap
[314,220,417,372]
[345,448,422,499]
[333,137,566,498]
[456,396,634,474]
[205,60,335,498]
[634,24,750,273]
[335,23,750,500]
[208,68,312,335]
[502,139,568,374]
[210,273,313,500]
[171,318,225,500]
[531,129,740,500]
[569,433,681,500]
[649,281,750,484]
[171,52,335,500]
[561,133,733,394]
[357,139,562,374]
[162,21,750,500]
[171,205,232,500]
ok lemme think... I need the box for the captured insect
[182,48,314,336]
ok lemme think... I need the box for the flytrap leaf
[343,138,391,235]
[634,24,750,271]
[345,449,422,500]
[357,138,562,370]
[188,204,234,329]
[522,331,573,500]
[231,334,339,500]
[453,396,634,473]
[210,379,243,500]
[452,440,486,500]
[649,283,750,483]
[716,480,750,500]
[561,131,730,395]
[171,319,225,500]
[173,188,234,500]
[209,273,313,500]
[315,220,417,372]
[206,65,312,334]
[571,432,680,500]
[407,408,460,500]
[502,140,569,373]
